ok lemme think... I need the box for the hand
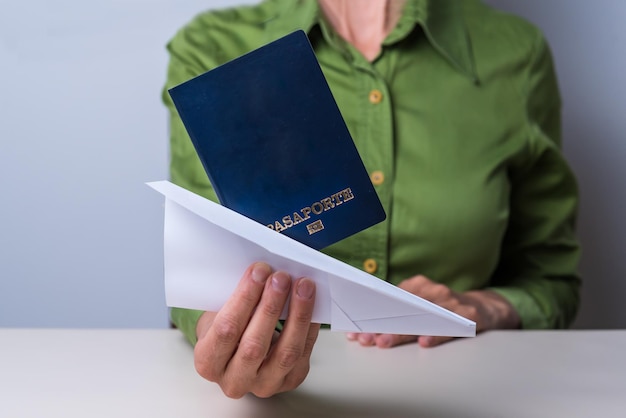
[194,262,321,398]
[347,274,520,349]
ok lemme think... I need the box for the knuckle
[193,358,213,381]
[433,283,452,298]
[253,385,280,399]
[193,353,220,382]
[464,304,479,320]
[239,338,268,365]
[295,311,313,326]
[406,275,428,287]
[213,315,241,344]
[415,275,428,281]
[283,365,310,390]
[292,305,313,325]
[277,346,303,370]
[221,383,246,399]
[259,299,284,318]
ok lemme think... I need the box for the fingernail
[251,263,271,284]
[346,333,357,341]
[296,278,315,299]
[271,272,290,293]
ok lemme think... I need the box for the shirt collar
[264,0,477,82]
[420,0,478,82]
[263,0,319,40]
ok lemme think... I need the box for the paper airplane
[148,181,476,337]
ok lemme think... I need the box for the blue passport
[168,30,386,250]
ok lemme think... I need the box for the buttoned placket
[350,54,394,279]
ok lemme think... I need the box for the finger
[397,274,433,294]
[223,270,292,398]
[345,332,373,345]
[266,278,316,371]
[278,321,321,395]
[357,333,377,346]
[374,333,418,348]
[408,281,454,305]
[195,262,272,385]
[433,299,480,326]
[418,335,453,348]
[257,277,316,396]
[301,321,321,361]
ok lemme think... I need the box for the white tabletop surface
[1,329,624,418]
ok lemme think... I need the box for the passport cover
[168,30,386,250]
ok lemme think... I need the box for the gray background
[1,0,623,329]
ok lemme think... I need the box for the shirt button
[363,258,378,274]
[369,89,383,104]
[370,170,384,186]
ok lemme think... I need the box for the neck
[318,0,406,61]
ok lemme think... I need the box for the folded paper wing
[148,181,476,337]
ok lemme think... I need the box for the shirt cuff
[170,307,205,345]
[487,286,551,329]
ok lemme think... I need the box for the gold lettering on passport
[267,187,354,233]
[306,220,324,235]
[311,202,324,215]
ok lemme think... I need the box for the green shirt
[163,0,581,345]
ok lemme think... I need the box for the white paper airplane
[148,181,476,337]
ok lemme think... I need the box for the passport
[168,30,386,250]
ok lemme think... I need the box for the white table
[1,329,624,417]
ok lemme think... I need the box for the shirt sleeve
[488,33,581,329]
[163,27,220,202]
[163,24,221,345]
[170,308,205,345]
